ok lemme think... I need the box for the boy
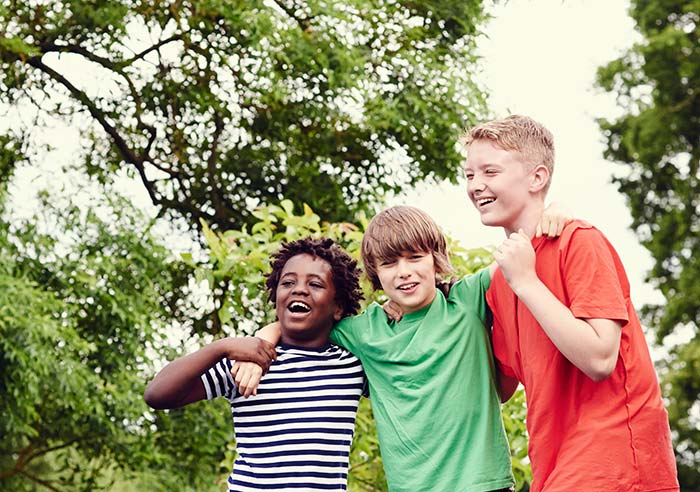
[240,205,569,491]
[462,114,679,492]
[144,237,366,492]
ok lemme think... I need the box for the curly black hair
[266,237,364,318]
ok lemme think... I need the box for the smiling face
[376,251,437,314]
[464,139,548,235]
[275,253,343,347]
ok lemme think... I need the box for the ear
[529,164,550,194]
[333,305,343,321]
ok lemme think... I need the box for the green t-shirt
[331,269,514,492]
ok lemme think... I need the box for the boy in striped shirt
[144,237,366,492]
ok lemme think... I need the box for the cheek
[377,271,393,288]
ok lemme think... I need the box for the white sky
[3,0,661,311]
[394,0,663,308]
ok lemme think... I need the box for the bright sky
[395,0,662,308]
[3,0,659,310]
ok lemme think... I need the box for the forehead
[463,139,520,168]
[280,253,333,278]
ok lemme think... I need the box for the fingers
[250,338,276,370]
[262,340,277,362]
[385,306,402,321]
[495,231,530,261]
[234,363,263,398]
[382,300,403,321]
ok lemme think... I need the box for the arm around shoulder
[144,337,276,409]
[494,231,623,382]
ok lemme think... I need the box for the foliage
[0,0,489,231]
[596,0,700,487]
[0,173,229,491]
[197,200,531,491]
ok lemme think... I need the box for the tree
[596,1,700,488]
[0,141,233,491]
[195,200,532,491]
[0,0,489,232]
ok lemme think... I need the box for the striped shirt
[201,342,366,492]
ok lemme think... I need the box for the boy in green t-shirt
[236,205,567,492]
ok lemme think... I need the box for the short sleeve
[330,311,370,354]
[486,272,519,381]
[563,228,629,325]
[448,268,491,323]
[200,357,236,400]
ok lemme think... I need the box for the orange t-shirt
[487,220,678,492]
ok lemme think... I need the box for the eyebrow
[280,272,325,281]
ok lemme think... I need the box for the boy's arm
[536,201,572,238]
[495,231,622,382]
[232,322,282,397]
[144,337,276,409]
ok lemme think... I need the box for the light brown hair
[461,114,555,194]
[361,206,454,291]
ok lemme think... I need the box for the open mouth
[477,197,495,207]
[397,282,419,291]
[288,301,311,313]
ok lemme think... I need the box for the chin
[479,211,509,228]
[478,213,499,227]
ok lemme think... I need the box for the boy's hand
[494,230,538,293]
[536,202,572,238]
[224,336,277,373]
[231,361,264,398]
[382,299,403,322]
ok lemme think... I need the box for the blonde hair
[461,114,555,194]
[361,206,454,291]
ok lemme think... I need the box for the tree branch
[206,112,232,222]
[25,438,83,464]
[18,470,62,492]
[25,55,161,207]
[272,0,314,32]
[121,34,183,67]
[39,41,160,159]
[0,442,35,480]
[0,437,83,481]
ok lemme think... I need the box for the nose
[467,175,485,195]
[396,258,411,278]
[291,283,309,295]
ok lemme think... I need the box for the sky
[394,0,663,308]
[4,0,659,310]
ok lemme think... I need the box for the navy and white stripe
[201,343,366,492]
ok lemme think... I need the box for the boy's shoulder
[539,219,623,277]
[335,303,383,329]
[561,218,595,235]
[447,268,491,300]
[546,219,600,251]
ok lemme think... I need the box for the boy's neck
[280,330,332,349]
[503,201,545,238]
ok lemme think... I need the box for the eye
[379,259,396,267]
[280,280,294,287]
[485,168,498,175]
[310,281,324,289]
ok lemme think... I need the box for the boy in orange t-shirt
[461,115,679,492]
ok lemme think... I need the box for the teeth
[398,283,418,291]
[477,198,495,206]
[289,301,311,313]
